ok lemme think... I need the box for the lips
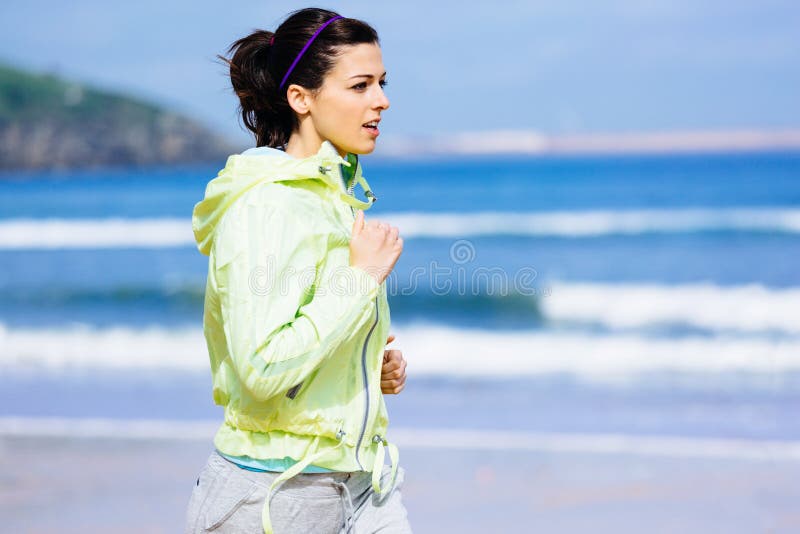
[362,119,380,137]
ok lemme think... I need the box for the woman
[186,8,410,534]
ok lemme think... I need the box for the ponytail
[218,30,288,148]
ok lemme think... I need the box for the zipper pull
[285,382,302,399]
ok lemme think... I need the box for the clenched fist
[381,334,407,395]
[349,210,403,285]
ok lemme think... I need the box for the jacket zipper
[341,154,375,470]
[355,295,380,470]
[343,158,357,216]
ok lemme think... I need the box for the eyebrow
[348,72,387,80]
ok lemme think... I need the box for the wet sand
[2,433,799,533]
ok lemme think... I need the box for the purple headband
[278,15,343,90]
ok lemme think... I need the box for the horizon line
[365,127,800,157]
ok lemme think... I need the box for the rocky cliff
[0,63,237,171]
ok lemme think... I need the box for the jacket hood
[192,140,374,256]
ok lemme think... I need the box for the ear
[286,83,313,115]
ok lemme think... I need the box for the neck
[285,126,346,160]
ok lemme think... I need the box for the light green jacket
[192,140,398,533]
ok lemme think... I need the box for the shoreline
[2,416,799,462]
[2,433,798,533]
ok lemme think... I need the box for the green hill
[0,63,237,170]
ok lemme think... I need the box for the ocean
[1,150,799,442]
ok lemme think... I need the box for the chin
[331,136,377,156]
[353,140,378,156]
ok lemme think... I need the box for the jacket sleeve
[213,185,381,402]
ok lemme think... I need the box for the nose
[375,86,390,111]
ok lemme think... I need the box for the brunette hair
[218,7,380,148]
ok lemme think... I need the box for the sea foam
[2,207,799,249]
[2,322,797,381]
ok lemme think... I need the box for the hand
[381,334,407,395]
[350,210,403,285]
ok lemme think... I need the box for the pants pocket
[185,456,218,533]
[202,467,262,531]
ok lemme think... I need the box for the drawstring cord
[261,432,346,534]
[335,435,398,534]
[370,434,399,496]
[258,433,398,533]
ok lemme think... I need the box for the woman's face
[306,43,390,156]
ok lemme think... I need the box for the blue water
[3,151,800,216]
[2,150,799,440]
[2,151,800,328]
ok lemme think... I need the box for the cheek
[337,94,364,117]
[341,101,362,124]
[321,98,358,128]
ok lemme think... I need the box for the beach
[2,426,799,533]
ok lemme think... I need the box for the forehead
[328,43,385,79]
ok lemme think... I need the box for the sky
[1,0,798,146]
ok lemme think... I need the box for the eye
[351,80,389,91]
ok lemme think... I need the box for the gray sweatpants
[184,450,412,533]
